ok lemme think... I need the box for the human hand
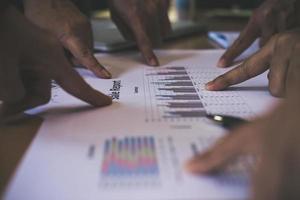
[252,94,300,200]
[0,6,112,119]
[185,98,300,200]
[186,51,300,174]
[206,30,300,97]
[185,94,300,199]
[108,0,172,66]
[217,0,297,68]
[185,118,268,174]
[23,0,111,79]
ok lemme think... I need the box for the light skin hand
[23,0,111,79]
[0,6,112,120]
[206,30,300,97]
[217,0,297,68]
[108,0,172,66]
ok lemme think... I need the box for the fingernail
[103,69,112,79]
[93,94,113,107]
[148,57,159,66]
[104,95,113,105]
[205,81,214,90]
[99,68,112,79]
[217,58,227,68]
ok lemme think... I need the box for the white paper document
[5,50,278,200]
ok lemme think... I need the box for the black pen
[206,114,248,129]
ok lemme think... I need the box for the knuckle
[238,63,251,80]
[78,47,92,58]
[216,74,231,87]
[268,73,285,97]
[57,30,73,43]
[65,80,88,97]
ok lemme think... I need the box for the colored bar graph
[101,137,159,177]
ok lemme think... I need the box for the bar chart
[100,136,160,188]
[186,67,254,118]
[144,66,206,122]
[144,66,255,121]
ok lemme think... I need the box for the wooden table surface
[0,16,247,195]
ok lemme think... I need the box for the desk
[0,16,247,195]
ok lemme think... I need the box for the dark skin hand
[24,0,111,79]
[108,0,172,66]
[186,93,300,200]
[253,94,300,200]
[0,6,112,120]
[185,92,300,175]
[186,34,300,199]
[185,116,269,174]
[217,0,298,68]
[206,30,300,97]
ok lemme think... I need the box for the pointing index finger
[218,16,260,68]
[130,17,159,66]
[61,34,112,79]
[207,38,275,91]
[185,119,265,174]
[49,53,112,107]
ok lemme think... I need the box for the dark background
[12,0,263,15]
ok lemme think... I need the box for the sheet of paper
[4,50,278,200]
